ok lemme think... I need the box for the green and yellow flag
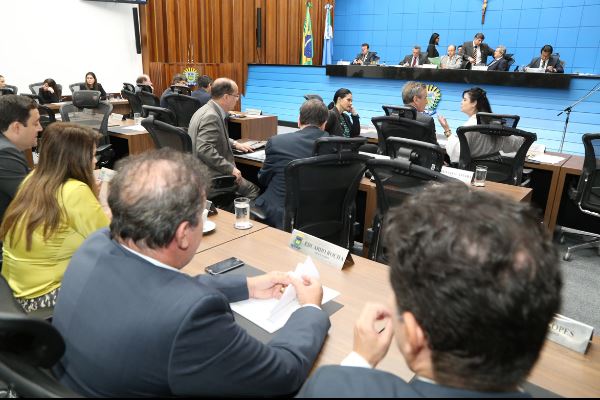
[301,2,313,65]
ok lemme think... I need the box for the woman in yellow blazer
[0,122,109,313]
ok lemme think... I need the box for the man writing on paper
[300,182,561,397]
[352,43,378,65]
[255,99,329,229]
[52,149,330,397]
[525,45,564,73]
[400,45,429,67]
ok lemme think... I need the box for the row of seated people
[0,92,562,395]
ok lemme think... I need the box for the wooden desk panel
[198,210,268,253]
[182,227,600,397]
[108,119,155,156]
[46,99,131,116]
[229,114,278,141]
[548,155,584,232]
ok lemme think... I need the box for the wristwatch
[444,129,452,137]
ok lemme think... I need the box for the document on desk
[236,149,266,162]
[230,257,340,334]
[121,124,146,131]
[527,154,566,164]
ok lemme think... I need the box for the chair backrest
[209,176,238,211]
[0,86,17,96]
[28,82,62,98]
[141,115,192,153]
[59,90,113,143]
[142,105,178,126]
[371,115,433,156]
[575,133,600,216]
[476,112,520,128]
[137,84,153,93]
[37,104,57,132]
[304,94,324,102]
[381,105,417,119]
[366,158,458,262]
[121,89,144,116]
[456,124,537,186]
[138,91,160,116]
[170,85,192,96]
[69,82,85,95]
[0,276,24,315]
[164,93,203,128]
[313,136,367,156]
[505,53,516,69]
[122,82,135,92]
[284,153,370,249]
[386,137,445,171]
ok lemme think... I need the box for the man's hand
[248,272,291,300]
[290,275,323,307]
[232,168,243,184]
[234,141,254,153]
[353,303,394,367]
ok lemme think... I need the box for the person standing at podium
[462,33,493,66]
[352,43,378,65]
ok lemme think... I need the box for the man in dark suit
[191,75,212,107]
[526,44,564,73]
[352,43,378,65]
[160,74,189,108]
[462,32,494,66]
[400,45,429,67]
[299,182,562,398]
[52,148,330,397]
[401,81,438,144]
[0,95,41,223]
[188,78,260,200]
[487,45,509,71]
[135,74,153,93]
[255,99,329,229]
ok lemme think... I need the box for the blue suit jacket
[191,88,211,108]
[298,366,531,398]
[487,57,509,71]
[255,126,328,229]
[52,229,330,397]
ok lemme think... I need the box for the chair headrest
[72,90,101,108]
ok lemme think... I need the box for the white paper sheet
[527,154,566,164]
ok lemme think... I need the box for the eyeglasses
[228,93,240,99]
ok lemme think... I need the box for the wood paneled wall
[140,0,334,96]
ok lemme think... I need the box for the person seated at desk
[1,123,109,313]
[426,33,440,58]
[400,45,429,67]
[191,74,212,107]
[135,74,154,93]
[352,43,378,65]
[160,73,189,108]
[256,99,329,229]
[437,87,523,164]
[487,45,509,71]
[79,71,107,99]
[325,88,360,138]
[440,45,462,69]
[401,81,437,144]
[52,148,330,397]
[299,182,562,398]
[37,78,60,104]
[462,32,494,67]
[525,44,564,74]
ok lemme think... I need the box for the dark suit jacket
[255,126,328,229]
[53,229,330,397]
[325,107,360,138]
[0,134,29,222]
[462,41,494,65]
[298,366,531,398]
[79,83,106,99]
[487,57,509,71]
[526,56,564,73]
[403,104,438,144]
[37,88,60,104]
[191,88,211,108]
[353,51,378,65]
[401,53,430,66]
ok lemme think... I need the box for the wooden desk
[198,210,268,253]
[549,155,584,232]
[46,99,131,116]
[182,227,600,397]
[108,120,155,156]
[228,114,278,141]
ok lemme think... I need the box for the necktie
[412,56,417,67]
[474,46,480,64]
[542,59,547,70]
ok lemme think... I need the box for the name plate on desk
[441,166,474,184]
[245,108,262,116]
[289,230,351,270]
[547,314,594,354]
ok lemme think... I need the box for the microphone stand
[558,81,600,153]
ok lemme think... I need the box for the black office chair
[164,93,203,128]
[137,84,153,94]
[29,82,63,99]
[313,137,367,156]
[122,82,135,92]
[138,91,160,117]
[59,90,113,145]
[386,137,445,171]
[0,276,24,315]
[0,86,17,96]
[121,89,144,119]
[476,112,520,128]
[381,105,417,119]
[0,312,80,397]
[283,153,370,249]
[560,133,600,261]
[504,53,516,70]
[303,94,324,102]
[141,115,191,152]
[142,105,178,126]
[170,85,192,96]
[69,82,85,95]
[371,116,435,156]
[37,104,57,130]
[366,158,458,263]
[456,124,537,186]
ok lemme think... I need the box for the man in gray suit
[401,81,438,144]
[188,78,260,199]
[299,183,561,397]
[53,148,330,397]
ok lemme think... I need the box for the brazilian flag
[301,2,313,65]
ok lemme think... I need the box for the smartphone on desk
[205,257,245,275]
